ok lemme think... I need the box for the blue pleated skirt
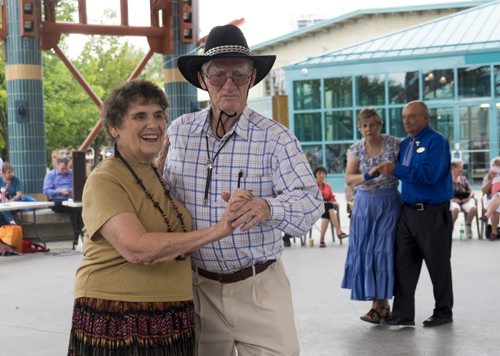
[341,188,401,300]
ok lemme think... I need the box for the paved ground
[1,193,499,356]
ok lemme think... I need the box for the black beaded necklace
[114,145,187,233]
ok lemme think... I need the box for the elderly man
[378,100,454,328]
[160,25,323,355]
[43,157,82,240]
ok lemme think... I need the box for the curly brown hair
[101,80,169,144]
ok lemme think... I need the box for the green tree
[43,8,161,165]
[0,2,164,165]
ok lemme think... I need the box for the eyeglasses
[203,70,253,87]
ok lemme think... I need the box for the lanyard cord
[114,143,187,233]
[204,131,236,206]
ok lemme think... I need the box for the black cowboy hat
[177,24,276,90]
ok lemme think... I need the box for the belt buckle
[416,203,424,211]
[217,273,225,283]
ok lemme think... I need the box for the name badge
[416,147,425,153]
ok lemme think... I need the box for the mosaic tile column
[164,0,199,121]
[5,0,46,194]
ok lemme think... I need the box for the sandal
[319,241,326,248]
[380,306,391,319]
[360,309,382,324]
[337,232,349,239]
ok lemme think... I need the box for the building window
[459,105,490,182]
[324,77,352,108]
[388,71,419,104]
[429,107,454,144]
[325,143,350,174]
[303,144,323,171]
[388,108,405,138]
[423,69,454,100]
[458,66,491,98]
[293,80,321,110]
[494,65,500,97]
[325,111,353,141]
[294,113,322,142]
[355,75,384,106]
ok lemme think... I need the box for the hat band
[205,45,252,57]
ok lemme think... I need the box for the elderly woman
[342,107,401,324]
[449,159,477,238]
[0,162,37,225]
[67,80,246,355]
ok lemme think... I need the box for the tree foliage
[0,1,164,165]
[42,10,163,165]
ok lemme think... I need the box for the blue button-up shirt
[43,168,73,201]
[394,126,452,205]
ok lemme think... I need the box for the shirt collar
[412,125,431,142]
[190,106,251,141]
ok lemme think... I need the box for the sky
[69,0,464,54]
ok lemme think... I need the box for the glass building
[284,1,500,190]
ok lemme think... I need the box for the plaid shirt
[164,107,323,272]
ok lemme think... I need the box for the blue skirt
[341,188,401,300]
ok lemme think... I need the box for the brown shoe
[319,241,326,248]
[360,309,382,324]
[360,307,391,324]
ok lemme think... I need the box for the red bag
[0,225,23,252]
[22,239,45,253]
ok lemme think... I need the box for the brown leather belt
[196,259,276,284]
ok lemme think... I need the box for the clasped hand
[376,162,395,176]
[220,190,270,232]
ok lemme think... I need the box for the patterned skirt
[68,297,195,356]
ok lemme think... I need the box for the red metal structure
[0,1,243,152]
[43,0,176,151]
[1,0,178,151]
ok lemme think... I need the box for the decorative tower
[5,0,46,193]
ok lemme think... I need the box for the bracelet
[364,172,375,181]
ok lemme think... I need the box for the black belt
[404,202,449,212]
[196,260,276,284]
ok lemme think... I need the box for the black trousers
[51,201,83,239]
[392,203,454,321]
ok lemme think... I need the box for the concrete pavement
[1,193,499,355]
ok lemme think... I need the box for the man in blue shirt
[43,157,73,201]
[378,100,453,327]
[43,157,82,240]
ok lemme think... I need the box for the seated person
[449,159,476,239]
[481,157,500,241]
[314,166,348,248]
[43,157,82,238]
[282,232,293,247]
[0,162,36,225]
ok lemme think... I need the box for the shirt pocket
[239,175,274,197]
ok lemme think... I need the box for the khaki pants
[193,259,300,356]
